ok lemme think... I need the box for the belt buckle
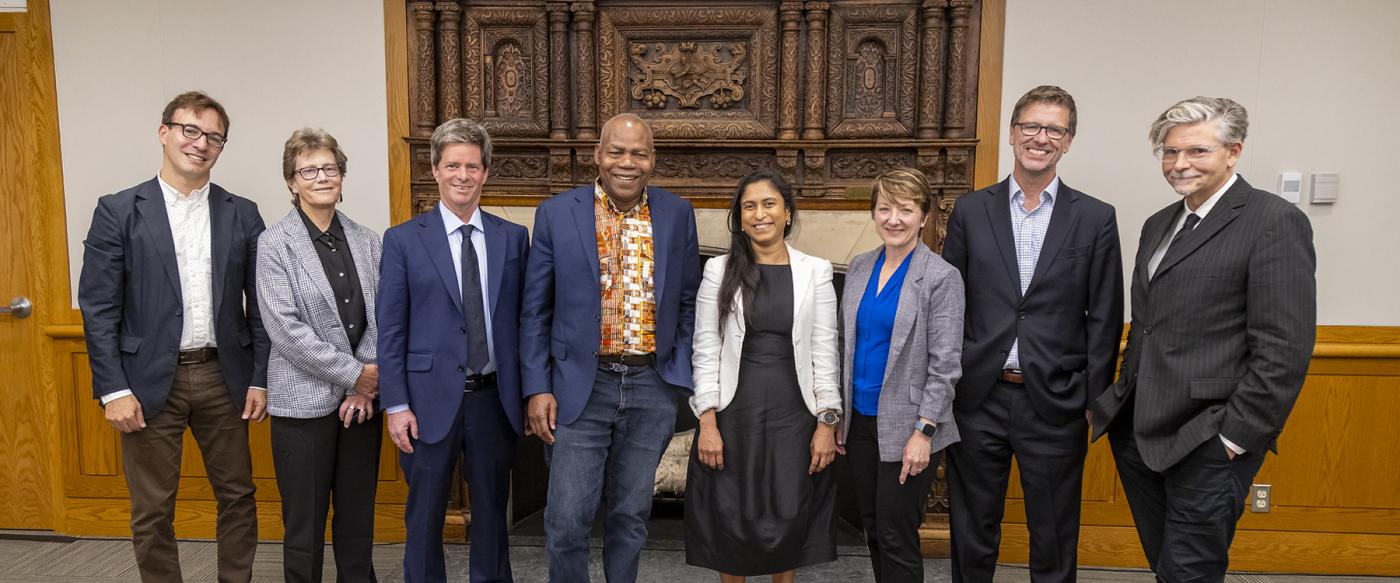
[605,361,627,373]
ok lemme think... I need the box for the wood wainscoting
[924,325,1400,576]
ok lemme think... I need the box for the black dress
[685,264,838,575]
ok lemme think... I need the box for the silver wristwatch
[817,409,841,426]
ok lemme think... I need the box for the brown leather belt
[999,368,1025,384]
[177,347,218,365]
[597,353,655,368]
[465,372,498,393]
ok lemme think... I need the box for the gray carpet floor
[0,534,1394,582]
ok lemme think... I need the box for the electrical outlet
[1250,484,1271,513]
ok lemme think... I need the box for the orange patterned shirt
[595,182,657,355]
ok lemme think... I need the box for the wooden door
[0,1,66,531]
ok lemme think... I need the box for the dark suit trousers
[947,381,1086,583]
[120,358,258,583]
[271,411,383,583]
[845,413,938,583]
[400,388,517,583]
[1108,396,1265,582]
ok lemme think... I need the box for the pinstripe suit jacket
[840,243,965,461]
[1090,176,1316,471]
[257,209,381,418]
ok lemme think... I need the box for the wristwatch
[817,409,841,426]
[914,419,937,438]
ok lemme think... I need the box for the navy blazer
[78,178,269,418]
[519,185,700,426]
[376,207,530,443]
[942,178,1124,425]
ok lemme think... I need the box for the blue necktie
[460,225,489,374]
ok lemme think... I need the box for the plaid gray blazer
[256,209,381,418]
[840,243,965,461]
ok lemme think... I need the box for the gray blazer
[841,243,965,461]
[256,209,382,418]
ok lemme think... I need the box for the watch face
[920,422,936,437]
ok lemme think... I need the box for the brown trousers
[120,358,258,583]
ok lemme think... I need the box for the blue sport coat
[377,207,529,443]
[519,185,700,426]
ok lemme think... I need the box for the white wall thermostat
[1277,171,1302,204]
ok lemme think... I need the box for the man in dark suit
[79,91,269,583]
[942,85,1123,583]
[378,118,529,583]
[520,113,700,582]
[1090,97,1315,581]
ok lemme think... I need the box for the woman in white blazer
[256,128,382,583]
[684,169,843,582]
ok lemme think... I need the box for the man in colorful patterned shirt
[521,113,700,582]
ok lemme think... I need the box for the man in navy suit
[79,91,269,582]
[378,118,529,583]
[942,85,1123,583]
[520,113,700,582]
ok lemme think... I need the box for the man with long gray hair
[1090,97,1316,581]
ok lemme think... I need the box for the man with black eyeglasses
[79,91,269,582]
[942,85,1123,583]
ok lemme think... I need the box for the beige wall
[52,1,1397,324]
[53,0,390,306]
[999,0,1400,325]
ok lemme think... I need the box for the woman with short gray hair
[257,127,383,583]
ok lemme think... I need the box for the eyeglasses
[294,165,342,181]
[1015,122,1069,140]
[165,122,226,149]
[1154,145,1224,163]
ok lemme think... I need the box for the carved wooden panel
[461,6,551,137]
[598,6,779,140]
[403,0,986,212]
[825,4,919,138]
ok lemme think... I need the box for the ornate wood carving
[825,4,918,138]
[917,0,947,138]
[547,2,570,140]
[436,3,462,121]
[461,7,550,137]
[572,1,598,140]
[801,1,829,140]
[411,2,437,137]
[597,6,778,140]
[777,2,804,140]
[403,0,983,210]
[943,0,974,138]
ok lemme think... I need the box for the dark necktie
[460,225,489,374]
[1168,213,1201,251]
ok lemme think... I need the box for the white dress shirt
[1003,174,1060,370]
[1145,173,1246,455]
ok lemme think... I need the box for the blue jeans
[544,364,680,583]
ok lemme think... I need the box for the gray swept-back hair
[1148,96,1249,150]
[430,118,493,168]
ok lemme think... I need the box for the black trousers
[271,411,383,583]
[1108,397,1265,582]
[845,413,938,583]
[947,381,1087,583]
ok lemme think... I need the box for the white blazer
[689,245,843,417]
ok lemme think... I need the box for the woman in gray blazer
[839,168,965,582]
[256,128,382,583]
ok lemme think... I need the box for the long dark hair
[718,169,798,333]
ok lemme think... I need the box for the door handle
[1,296,32,319]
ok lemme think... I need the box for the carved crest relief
[630,42,748,110]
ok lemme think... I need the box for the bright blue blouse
[852,249,913,416]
